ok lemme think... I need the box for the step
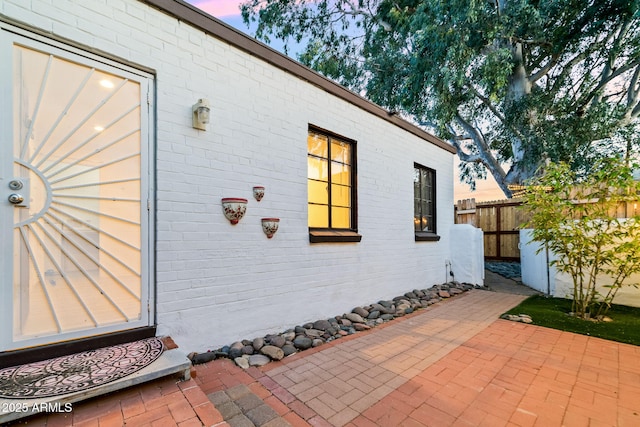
[0,347,191,424]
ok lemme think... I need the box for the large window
[414,163,439,241]
[307,127,360,243]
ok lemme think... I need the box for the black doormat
[0,337,164,399]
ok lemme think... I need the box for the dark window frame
[414,163,440,242]
[308,125,361,243]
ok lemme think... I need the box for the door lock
[9,180,23,190]
[8,193,24,205]
[7,178,29,207]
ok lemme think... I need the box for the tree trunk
[505,42,532,186]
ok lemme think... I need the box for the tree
[522,158,640,319]
[241,0,640,197]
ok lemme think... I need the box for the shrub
[522,158,640,319]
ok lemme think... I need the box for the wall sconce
[192,98,211,130]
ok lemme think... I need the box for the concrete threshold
[0,348,191,424]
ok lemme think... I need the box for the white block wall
[2,0,455,352]
[521,229,640,308]
[450,224,484,286]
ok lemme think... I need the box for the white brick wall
[2,0,456,352]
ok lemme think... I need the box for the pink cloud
[187,0,242,17]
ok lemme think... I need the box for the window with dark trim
[307,126,361,243]
[414,163,440,241]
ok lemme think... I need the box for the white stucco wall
[450,224,484,286]
[520,229,640,308]
[1,0,455,352]
[552,271,640,308]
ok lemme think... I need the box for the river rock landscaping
[188,281,477,368]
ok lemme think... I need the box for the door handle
[8,193,24,204]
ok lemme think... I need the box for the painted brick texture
[2,0,455,352]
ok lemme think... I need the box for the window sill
[309,230,362,243]
[415,232,441,242]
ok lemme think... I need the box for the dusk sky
[186,0,244,18]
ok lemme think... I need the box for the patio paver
[8,288,640,427]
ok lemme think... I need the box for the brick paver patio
[14,290,640,426]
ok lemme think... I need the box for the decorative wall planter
[253,186,265,202]
[261,218,280,238]
[221,198,248,224]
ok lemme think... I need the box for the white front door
[0,28,154,351]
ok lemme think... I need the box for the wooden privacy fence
[455,197,640,261]
[455,198,527,260]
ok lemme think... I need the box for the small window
[414,163,440,241]
[308,127,361,243]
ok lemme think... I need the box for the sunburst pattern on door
[11,45,144,341]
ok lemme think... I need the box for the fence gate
[455,199,525,261]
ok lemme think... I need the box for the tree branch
[593,17,633,105]
[450,138,483,164]
[465,84,530,148]
[627,64,640,111]
[584,59,640,108]
[454,114,512,197]
[529,54,559,84]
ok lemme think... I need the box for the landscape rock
[305,329,323,338]
[252,337,264,351]
[235,356,250,369]
[229,348,243,359]
[313,319,332,331]
[352,307,369,317]
[293,336,313,350]
[248,354,271,367]
[261,345,285,361]
[190,351,216,364]
[367,310,381,319]
[345,313,365,323]
[282,344,297,357]
[396,302,411,312]
[269,335,286,348]
[501,314,533,324]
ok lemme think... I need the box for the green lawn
[503,295,640,346]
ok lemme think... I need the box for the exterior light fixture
[192,98,211,130]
